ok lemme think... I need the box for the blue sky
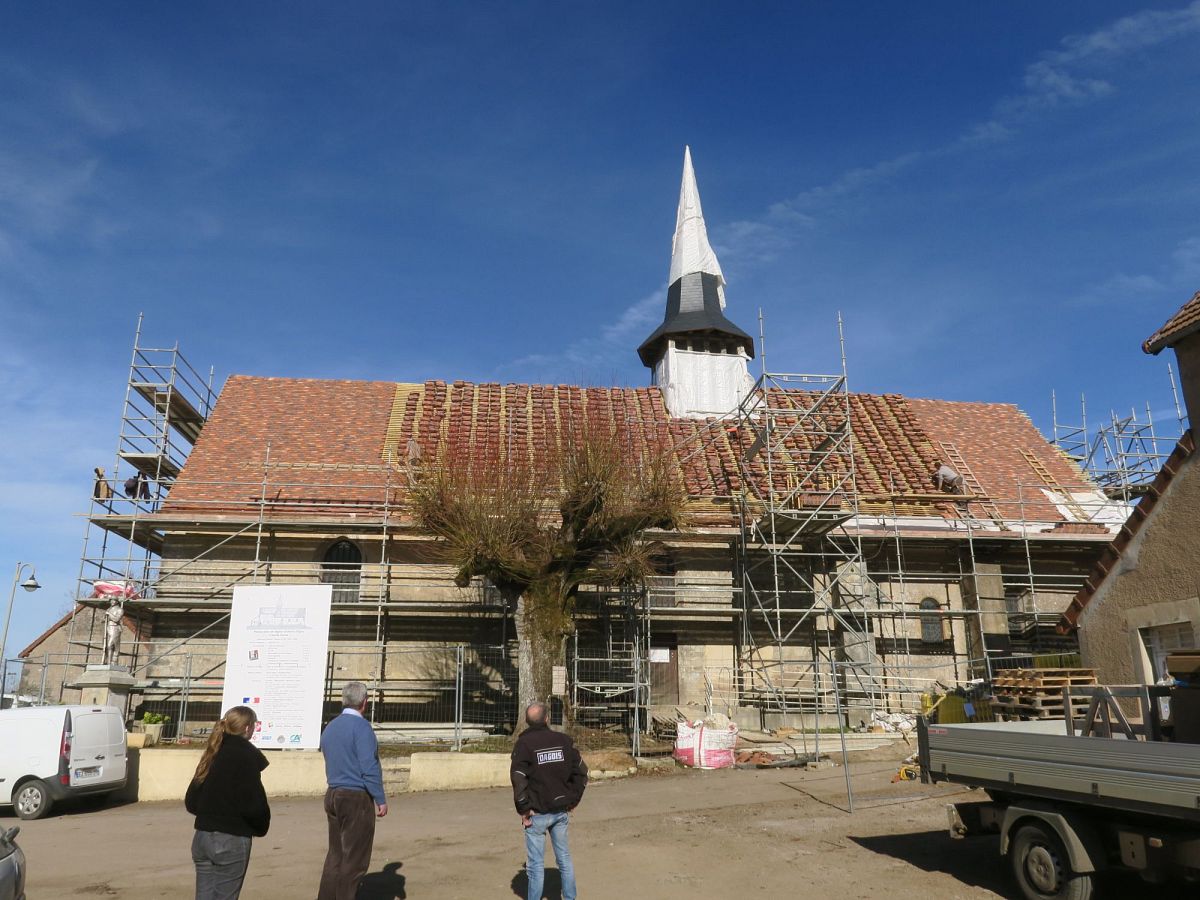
[2,3,1199,663]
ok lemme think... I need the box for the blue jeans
[524,811,575,900]
[191,830,252,900]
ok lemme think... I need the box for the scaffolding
[66,314,215,673]
[56,320,651,746]
[659,317,1133,738]
[43,317,1131,750]
[1051,367,1188,502]
[570,586,650,755]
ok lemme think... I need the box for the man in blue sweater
[318,681,387,900]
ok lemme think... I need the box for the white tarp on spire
[669,146,726,308]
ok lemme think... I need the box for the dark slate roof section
[1058,429,1196,632]
[637,271,756,366]
[1144,290,1200,354]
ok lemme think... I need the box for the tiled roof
[907,398,1093,522]
[1144,290,1200,354]
[167,376,399,513]
[1058,430,1196,631]
[164,376,1099,529]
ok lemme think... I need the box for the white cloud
[1054,2,1200,63]
[998,2,1200,118]
[1072,272,1166,308]
[0,154,99,236]
[733,3,1200,246]
[0,63,243,276]
[600,290,664,343]
[1072,234,1200,308]
[503,289,664,383]
[1172,235,1200,280]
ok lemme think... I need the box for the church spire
[669,145,726,308]
[638,147,755,418]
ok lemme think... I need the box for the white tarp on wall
[658,346,753,418]
[222,584,332,750]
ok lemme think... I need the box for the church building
[26,150,1122,739]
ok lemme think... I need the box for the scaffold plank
[130,381,206,442]
[119,451,182,481]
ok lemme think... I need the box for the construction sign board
[222,584,332,750]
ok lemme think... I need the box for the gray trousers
[192,830,253,900]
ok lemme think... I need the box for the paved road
[10,760,1014,899]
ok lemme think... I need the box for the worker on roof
[933,463,964,494]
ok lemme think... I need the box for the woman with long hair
[184,705,271,900]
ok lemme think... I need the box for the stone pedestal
[69,664,135,709]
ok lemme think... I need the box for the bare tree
[410,427,683,725]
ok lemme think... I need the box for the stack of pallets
[991,668,1098,720]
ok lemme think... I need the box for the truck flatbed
[920,718,1200,823]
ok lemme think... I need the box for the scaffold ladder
[1020,449,1089,521]
[938,441,1007,528]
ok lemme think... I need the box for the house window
[1141,622,1197,681]
[919,598,943,644]
[321,539,362,603]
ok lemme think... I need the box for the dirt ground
[2,755,1163,899]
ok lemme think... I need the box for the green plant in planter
[141,712,172,725]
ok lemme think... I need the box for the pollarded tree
[410,428,684,724]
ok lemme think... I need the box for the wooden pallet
[993,704,1065,721]
[990,668,1096,723]
[993,668,1097,693]
[994,693,1065,710]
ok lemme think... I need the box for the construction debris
[869,712,916,734]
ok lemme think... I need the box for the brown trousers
[317,788,376,900]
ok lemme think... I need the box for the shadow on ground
[853,830,1199,899]
[358,862,406,899]
[0,793,137,820]
[850,831,1011,895]
[510,867,563,899]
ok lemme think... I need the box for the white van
[0,705,127,820]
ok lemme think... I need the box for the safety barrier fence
[2,643,516,751]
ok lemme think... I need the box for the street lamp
[1,563,41,702]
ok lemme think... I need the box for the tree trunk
[514,592,567,731]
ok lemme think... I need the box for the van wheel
[1009,822,1094,900]
[14,779,53,820]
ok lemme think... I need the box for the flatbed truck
[918,694,1200,900]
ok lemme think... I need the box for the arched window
[920,598,943,644]
[321,539,362,603]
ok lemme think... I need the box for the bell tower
[638,147,755,418]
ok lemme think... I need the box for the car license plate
[74,766,100,780]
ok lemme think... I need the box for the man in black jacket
[510,702,588,900]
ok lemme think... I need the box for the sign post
[221,584,332,750]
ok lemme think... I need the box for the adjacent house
[1060,291,1199,683]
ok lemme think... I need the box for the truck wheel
[1009,822,1094,900]
[14,779,53,820]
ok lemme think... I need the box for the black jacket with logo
[185,733,271,837]
[510,723,589,815]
